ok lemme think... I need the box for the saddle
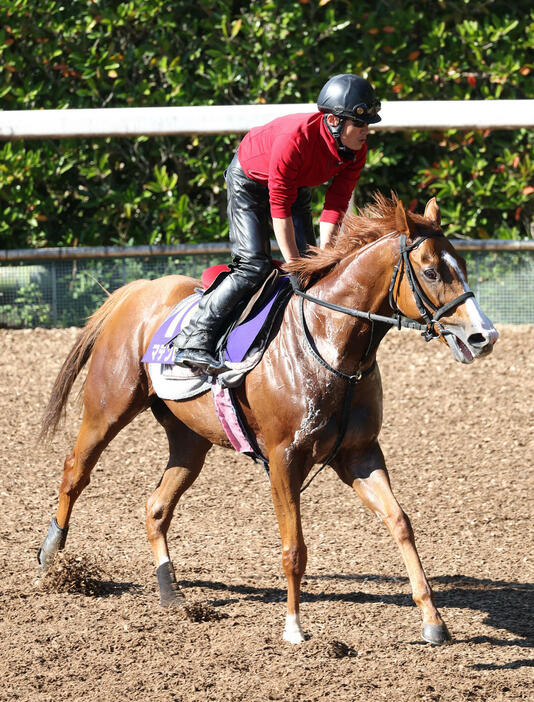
[200,260,283,291]
[142,262,291,384]
[143,263,291,469]
[211,262,288,364]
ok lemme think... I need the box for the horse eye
[423,268,438,281]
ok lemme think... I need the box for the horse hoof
[37,546,55,571]
[422,623,452,645]
[283,613,305,644]
[157,561,185,608]
[38,518,69,570]
[37,547,47,569]
[283,628,306,645]
[161,593,185,608]
[160,587,186,608]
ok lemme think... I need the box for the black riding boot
[174,261,271,372]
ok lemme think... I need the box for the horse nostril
[467,332,488,348]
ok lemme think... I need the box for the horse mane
[284,192,441,286]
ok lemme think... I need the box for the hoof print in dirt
[182,602,227,623]
[38,553,107,596]
[328,640,356,659]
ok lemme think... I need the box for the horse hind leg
[145,400,212,607]
[39,398,145,570]
[39,426,107,569]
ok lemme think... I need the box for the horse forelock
[284,192,443,285]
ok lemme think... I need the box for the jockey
[174,73,381,372]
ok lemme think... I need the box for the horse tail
[40,279,147,442]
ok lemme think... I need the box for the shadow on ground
[178,573,534,650]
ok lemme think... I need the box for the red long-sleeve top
[237,111,366,224]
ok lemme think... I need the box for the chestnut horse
[38,196,497,645]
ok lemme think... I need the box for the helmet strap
[323,115,356,160]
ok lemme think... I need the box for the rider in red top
[174,74,381,372]
[238,111,367,224]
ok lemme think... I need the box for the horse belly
[164,393,236,450]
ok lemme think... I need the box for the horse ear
[424,197,441,226]
[395,198,415,235]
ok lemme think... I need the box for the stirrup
[174,347,226,373]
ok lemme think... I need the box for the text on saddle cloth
[141,292,201,365]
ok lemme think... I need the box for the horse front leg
[334,443,451,645]
[270,450,307,644]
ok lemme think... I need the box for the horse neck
[302,233,399,366]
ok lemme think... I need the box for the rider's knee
[234,256,273,285]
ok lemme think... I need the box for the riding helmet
[317,74,381,124]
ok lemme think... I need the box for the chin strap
[323,115,356,160]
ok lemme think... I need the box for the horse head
[285,193,498,365]
[392,197,498,363]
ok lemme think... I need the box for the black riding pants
[174,152,315,351]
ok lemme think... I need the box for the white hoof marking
[283,612,305,644]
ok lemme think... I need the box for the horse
[38,195,498,646]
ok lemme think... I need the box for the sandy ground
[0,325,532,701]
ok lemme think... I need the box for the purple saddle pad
[143,277,289,365]
[141,294,201,365]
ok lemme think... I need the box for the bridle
[389,234,476,340]
[293,231,475,344]
[388,233,475,341]
[292,231,475,492]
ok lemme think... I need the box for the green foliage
[0,253,232,327]
[0,281,51,327]
[464,250,534,324]
[0,0,533,249]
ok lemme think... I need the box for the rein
[292,233,474,342]
[293,232,475,492]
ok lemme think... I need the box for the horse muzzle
[442,325,498,364]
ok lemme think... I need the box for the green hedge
[1,0,533,249]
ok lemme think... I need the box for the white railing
[1,100,534,140]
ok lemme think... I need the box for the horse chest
[287,373,382,461]
[290,395,329,451]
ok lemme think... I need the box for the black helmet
[317,74,381,124]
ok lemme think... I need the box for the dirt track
[0,326,532,701]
